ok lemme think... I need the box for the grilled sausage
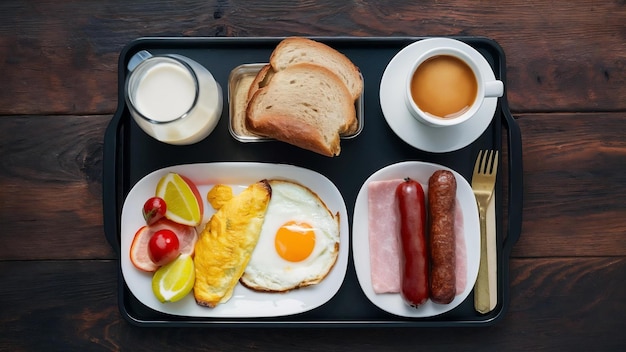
[396,178,429,307]
[428,170,457,304]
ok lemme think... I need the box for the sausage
[396,178,429,307]
[428,170,457,304]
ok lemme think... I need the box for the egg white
[240,179,340,292]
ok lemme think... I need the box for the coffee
[409,55,477,119]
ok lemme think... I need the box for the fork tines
[474,150,499,175]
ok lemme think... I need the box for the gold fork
[472,150,499,314]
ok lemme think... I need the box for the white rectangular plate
[120,162,349,318]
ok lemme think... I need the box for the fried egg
[240,179,340,292]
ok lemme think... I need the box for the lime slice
[152,254,195,303]
[156,172,202,226]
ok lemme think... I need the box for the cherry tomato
[148,229,180,266]
[143,197,167,225]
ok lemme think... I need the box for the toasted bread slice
[247,63,358,136]
[270,37,363,101]
[246,63,356,157]
[246,64,273,102]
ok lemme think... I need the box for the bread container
[228,63,364,142]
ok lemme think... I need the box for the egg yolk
[275,221,316,262]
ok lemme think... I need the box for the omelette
[193,180,272,307]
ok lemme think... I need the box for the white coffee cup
[125,50,223,145]
[405,42,503,127]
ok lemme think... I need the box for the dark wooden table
[1,1,625,350]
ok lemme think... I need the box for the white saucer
[379,38,499,153]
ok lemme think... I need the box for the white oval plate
[120,162,349,318]
[352,161,480,317]
[379,38,499,153]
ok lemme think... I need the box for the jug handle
[127,50,152,71]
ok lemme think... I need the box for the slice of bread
[246,64,273,102]
[269,37,363,101]
[246,63,358,137]
[246,63,356,157]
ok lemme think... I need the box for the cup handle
[484,80,504,98]
[127,50,153,72]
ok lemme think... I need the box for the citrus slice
[129,226,159,272]
[129,219,198,272]
[152,254,195,303]
[155,172,203,226]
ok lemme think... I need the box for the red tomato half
[148,229,180,266]
[143,197,167,225]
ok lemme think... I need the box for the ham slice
[367,180,402,293]
[368,179,467,296]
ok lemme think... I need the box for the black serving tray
[103,36,523,327]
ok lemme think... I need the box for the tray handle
[102,110,124,255]
[502,107,523,253]
[488,36,523,253]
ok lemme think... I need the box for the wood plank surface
[0,115,113,260]
[1,0,625,350]
[1,258,624,350]
[515,112,626,257]
[0,0,624,115]
[1,113,624,260]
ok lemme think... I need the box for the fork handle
[474,199,498,314]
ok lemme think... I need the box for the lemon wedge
[152,254,195,303]
[156,172,203,226]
